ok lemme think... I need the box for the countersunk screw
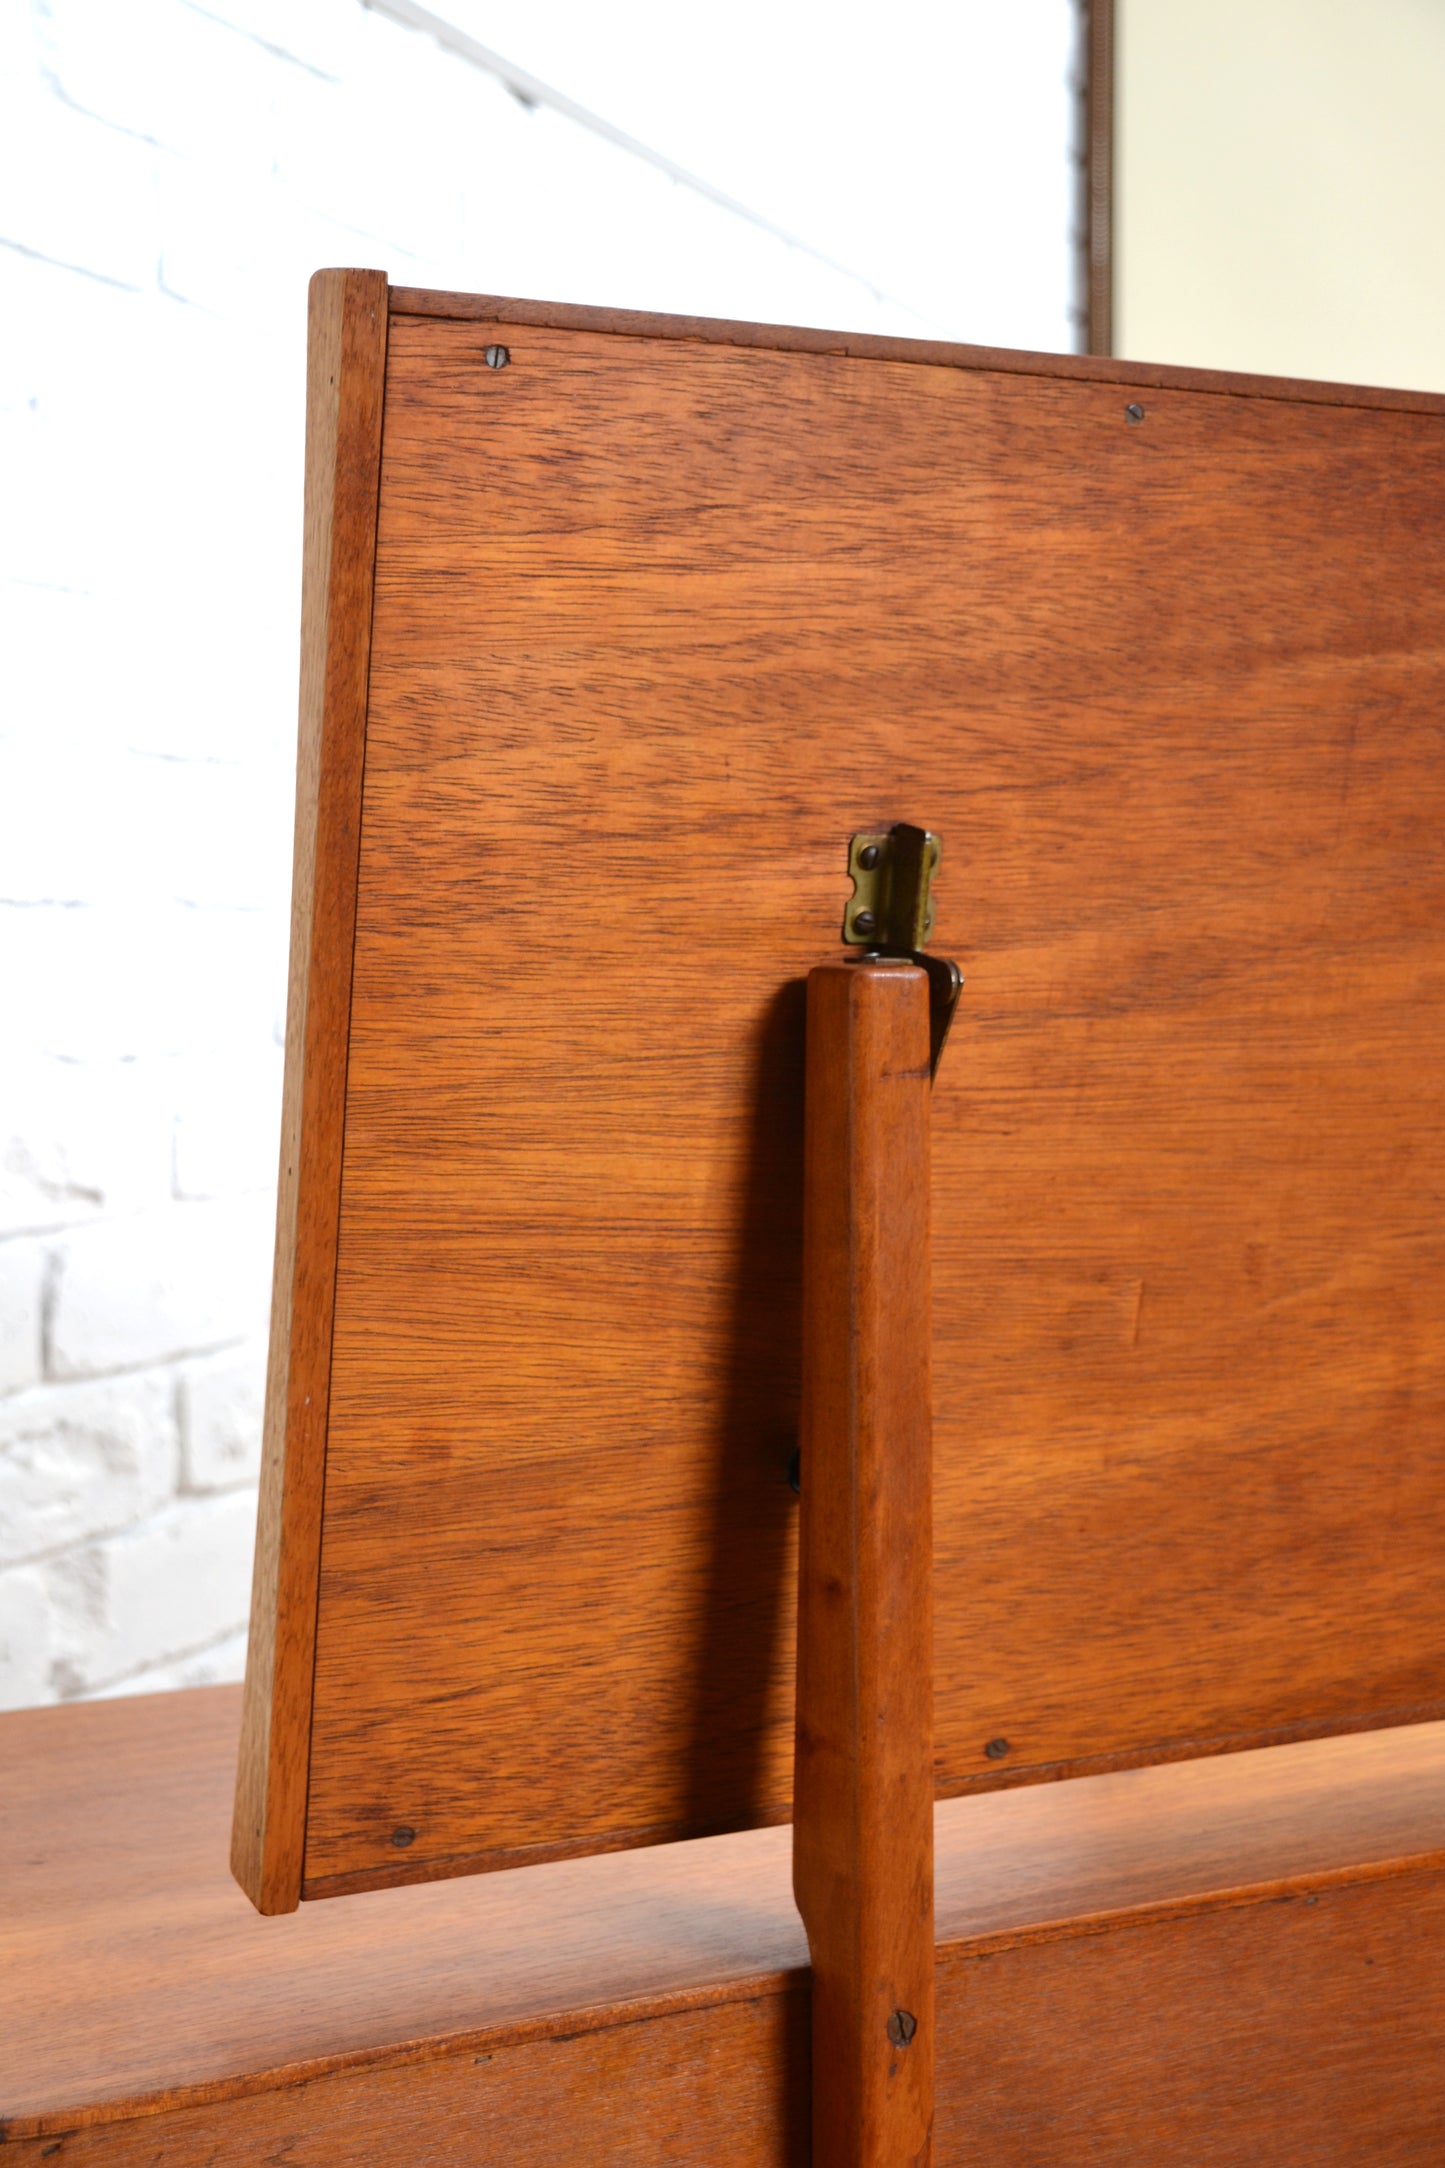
[858,843,881,870]
[392,1824,417,1847]
[984,1737,1011,1760]
[854,909,878,936]
[887,2009,918,2048]
[1125,402,1145,423]
[484,344,511,370]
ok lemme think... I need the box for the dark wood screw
[484,344,510,369]
[984,1737,1011,1760]
[854,910,878,936]
[391,1824,417,1847]
[858,843,881,870]
[887,2009,918,2048]
[1125,402,1145,423]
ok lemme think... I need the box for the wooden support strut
[795,958,936,2168]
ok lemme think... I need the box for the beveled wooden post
[794,958,935,2168]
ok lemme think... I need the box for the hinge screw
[858,843,881,870]
[853,910,878,936]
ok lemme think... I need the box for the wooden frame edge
[231,267,389,1915]
[385,284,1445,419]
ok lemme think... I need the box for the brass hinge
[842,823,963,1078]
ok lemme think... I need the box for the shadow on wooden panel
[683,978,807,1834]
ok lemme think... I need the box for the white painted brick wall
[0,1369,178,1564]
[1,0,1077,1709]
[0,1236,45,1394]
[178,1341,267,1493]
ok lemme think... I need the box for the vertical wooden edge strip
[795,962,936,2167]
[231,268,389,1915]
[1086,0,1115,357]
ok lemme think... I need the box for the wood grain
[231,267,389,1915]
[278,301,1445,1893]
[795,962,935,2168]
[941,1869,1445,2166]
[1,2001,808,2168]
[10,1689,1445,2160]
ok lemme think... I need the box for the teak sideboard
[5,1686,1445,2160]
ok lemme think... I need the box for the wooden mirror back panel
[234,271,1445,1910]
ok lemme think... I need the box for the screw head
[984,1737,1011,1760]
[858,843,881,871]
[887,2009,918,2048]
[391,1824,417,1847]
[854,909,878,937]
[484,344,511,370]
[1125,402,1145,423]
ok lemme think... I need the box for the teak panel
[10,1690,1445,2162]
[256,290,1445,1899]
